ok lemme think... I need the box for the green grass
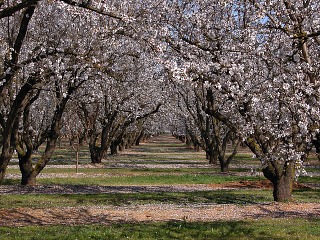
[35,174,261,186]
[5,167,217,175]
[305,167,320,173]
[2,173,261,186]
[1,188,319,209]
[298,175,320,184]
[0,190,272,208]
[5,166,319,180]
[0,218,319,240]
[293,188,320,202]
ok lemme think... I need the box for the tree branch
[59,0,123,20]
[0,0,38,19]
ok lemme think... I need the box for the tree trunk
[88,134,104,164]
[20,168,37,186]
[135,131,144,146]
[110,142,118,155]
[91,155,102,164]
[262,162,295,202]
[89,145,103,164]
[89,141,105,163]
[272,176,294,202]
[220,162,229,173]
[218,141,239,173]
[206,151,217,164]
[185,135,192,149]
[19,155,35,185]
[194,144,200,151]
[119,142,124,152]
[0,153,13,183]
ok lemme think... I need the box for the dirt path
[0,203,319,227]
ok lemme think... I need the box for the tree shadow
[246,203,320,219]
[0,207,118,227]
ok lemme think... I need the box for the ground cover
[0,135,319,239]
[0,188,319,209]
[0,218,320,240]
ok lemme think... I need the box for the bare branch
[0,0,38,19]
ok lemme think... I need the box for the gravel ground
[0,202,319,227]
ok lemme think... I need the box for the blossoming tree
[155,0,320,201]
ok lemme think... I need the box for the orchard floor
[0,135,319,227]
[0,201,319,227]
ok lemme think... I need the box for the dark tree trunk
[272,176,294,202]
[262,162,295,202]
[89,145,103,164]
[135,131,144,146]
[218,140,239,173]
[185,134,192,149]
[110,142,118,155]
[206,151,217,164]
[119,142,125,152]
[90,154,102,164]
[19,155,36,185]
[0,153,13,183]
[194,144,200,152]
[88,132,104,164]
[19,135,59,185]
[0,6,37,183]
[78,130,87,146]
[21,173,36,186]
[220,162,229,173]
[141,134,149,143]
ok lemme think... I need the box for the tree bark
[135,131,145,146]
[88,129,107,163]
[110,141,118,155]
[218,140,239,173]
[206,151,217,164]
[194,144,200,151]
[89,144,103,164]
[119,144,124,152]
[262,162,295,202]
[0,73,41,183]
[0,153,13,182]
[18,135,59,185]
[185,134,192,149]
[272,175,294,202]
[19,155,35,185]
[220,163,229,173]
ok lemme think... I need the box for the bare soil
[0,202,319,227]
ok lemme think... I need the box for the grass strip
[0,218,319,240]
[1,189,319,209]
[35,174,261,185]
